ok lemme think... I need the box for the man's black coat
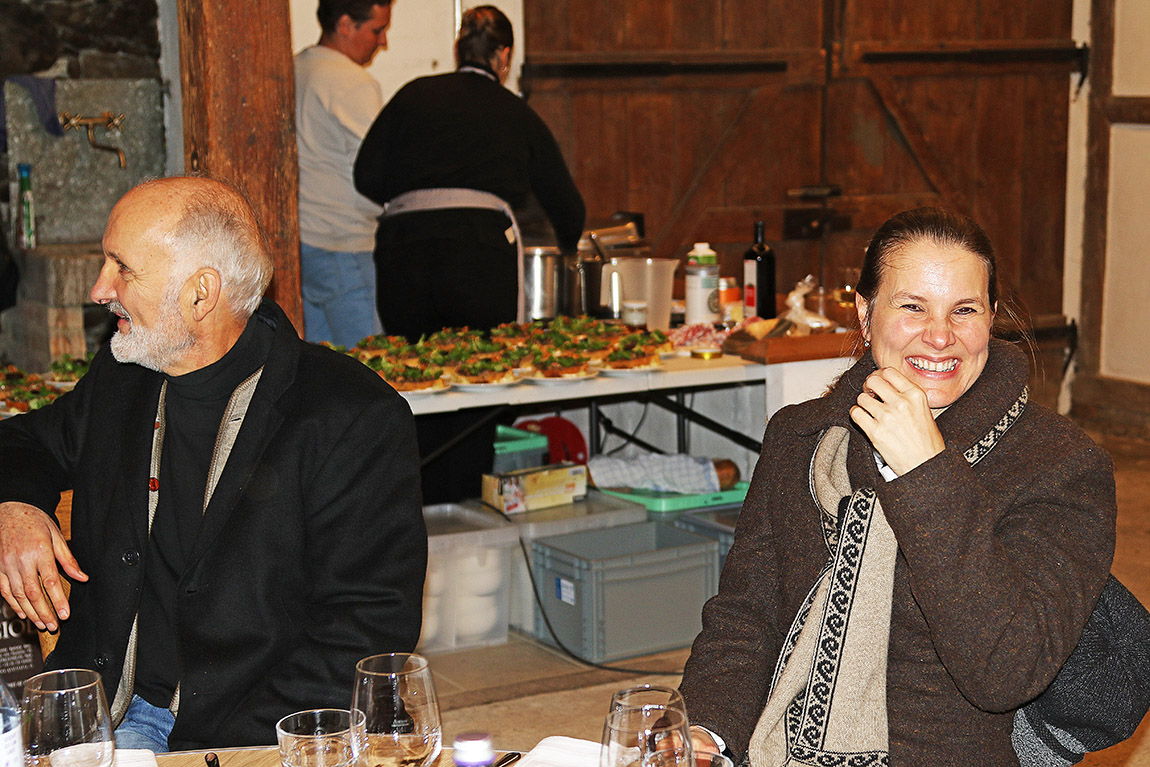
[0,301,426,749]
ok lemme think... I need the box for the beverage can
[719,277,742,326]
[718,277,739,306]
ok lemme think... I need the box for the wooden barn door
[522,0,1083,324]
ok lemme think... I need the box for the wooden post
[176,0,303,329]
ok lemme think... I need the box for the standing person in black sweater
[355,5,584,503]
[354,4,585,339]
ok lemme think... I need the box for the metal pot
[563,252,606,317]
[523,246,564,320]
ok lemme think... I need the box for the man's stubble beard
[108,290,196,373]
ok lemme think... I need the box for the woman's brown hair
[857,207,999,315]
[455,6,514,70]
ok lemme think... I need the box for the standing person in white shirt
[294,0,393,348]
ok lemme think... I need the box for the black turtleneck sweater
[135,313,274,707]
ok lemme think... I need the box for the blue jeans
[114,695,175,753]
[300,243,383,348]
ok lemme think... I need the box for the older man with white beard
[0,176,426,751]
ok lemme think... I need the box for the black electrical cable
[604,402,651,455]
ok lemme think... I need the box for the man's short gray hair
[166,184,274,317]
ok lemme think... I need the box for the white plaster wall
[1063,0,1090,327]
[1113,0,1150,96]
[288,0,526,103]
[1059,0,1092,412]
[1095,0,1150,384]
[1101,123,1150,383]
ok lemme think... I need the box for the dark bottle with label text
[743,221,776,319]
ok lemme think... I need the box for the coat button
[94,654,108,669]
[122,550,139,566]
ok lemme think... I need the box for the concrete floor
[429,431,1150,764]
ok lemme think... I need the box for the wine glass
[350,654,441,767]
[608,685,686,716]
[276,709,359,767]
[22,669,114,767]
[601,705,693,767]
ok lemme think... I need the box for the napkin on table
[518,736,600,767]
[114,749,160,767]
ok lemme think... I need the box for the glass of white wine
[601,705,693,767]
[350,654,441,767]
[22,669,114,767]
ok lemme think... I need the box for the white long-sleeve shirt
[294,45,384,252]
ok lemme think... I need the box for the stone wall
[0,0,160,83]
[0,0,161,362]
[0,0,160,204]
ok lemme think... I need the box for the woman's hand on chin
[688,726,722,757]
[850,367,946,476]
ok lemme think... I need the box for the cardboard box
[482,462,588,514]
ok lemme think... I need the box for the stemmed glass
[22,669,115,767]
[608,685,685,715]
[350,654,441,767]
[601,705,693,767]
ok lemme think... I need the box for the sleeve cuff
[697,726,727,753]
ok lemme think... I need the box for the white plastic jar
[684,242,720,326]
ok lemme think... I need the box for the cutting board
[723,329,862,364]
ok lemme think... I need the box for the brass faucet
[59,111,127,169]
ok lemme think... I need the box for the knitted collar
[792,337,1030,450]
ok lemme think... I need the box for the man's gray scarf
[748,387,1028,766]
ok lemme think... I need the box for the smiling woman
[855,206,998,410]
[847,209,1000,476]
[679,207,1117,767]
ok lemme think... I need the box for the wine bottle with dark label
[743,221,776,319]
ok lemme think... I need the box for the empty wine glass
[601,705,693,767]
[276,709,360,767]
[22,669,114,767]
[608,685,686,716]
[350,654,441,767]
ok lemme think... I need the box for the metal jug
[563,251,609,317]
[523,247,564,320]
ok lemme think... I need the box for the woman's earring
[863,338,870,347]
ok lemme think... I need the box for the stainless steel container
[564,253,604,317]
[523,246,564,320]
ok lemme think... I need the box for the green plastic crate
[597,481,749,514]
[493,425,550,474]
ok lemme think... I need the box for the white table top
[399,354,769,416]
